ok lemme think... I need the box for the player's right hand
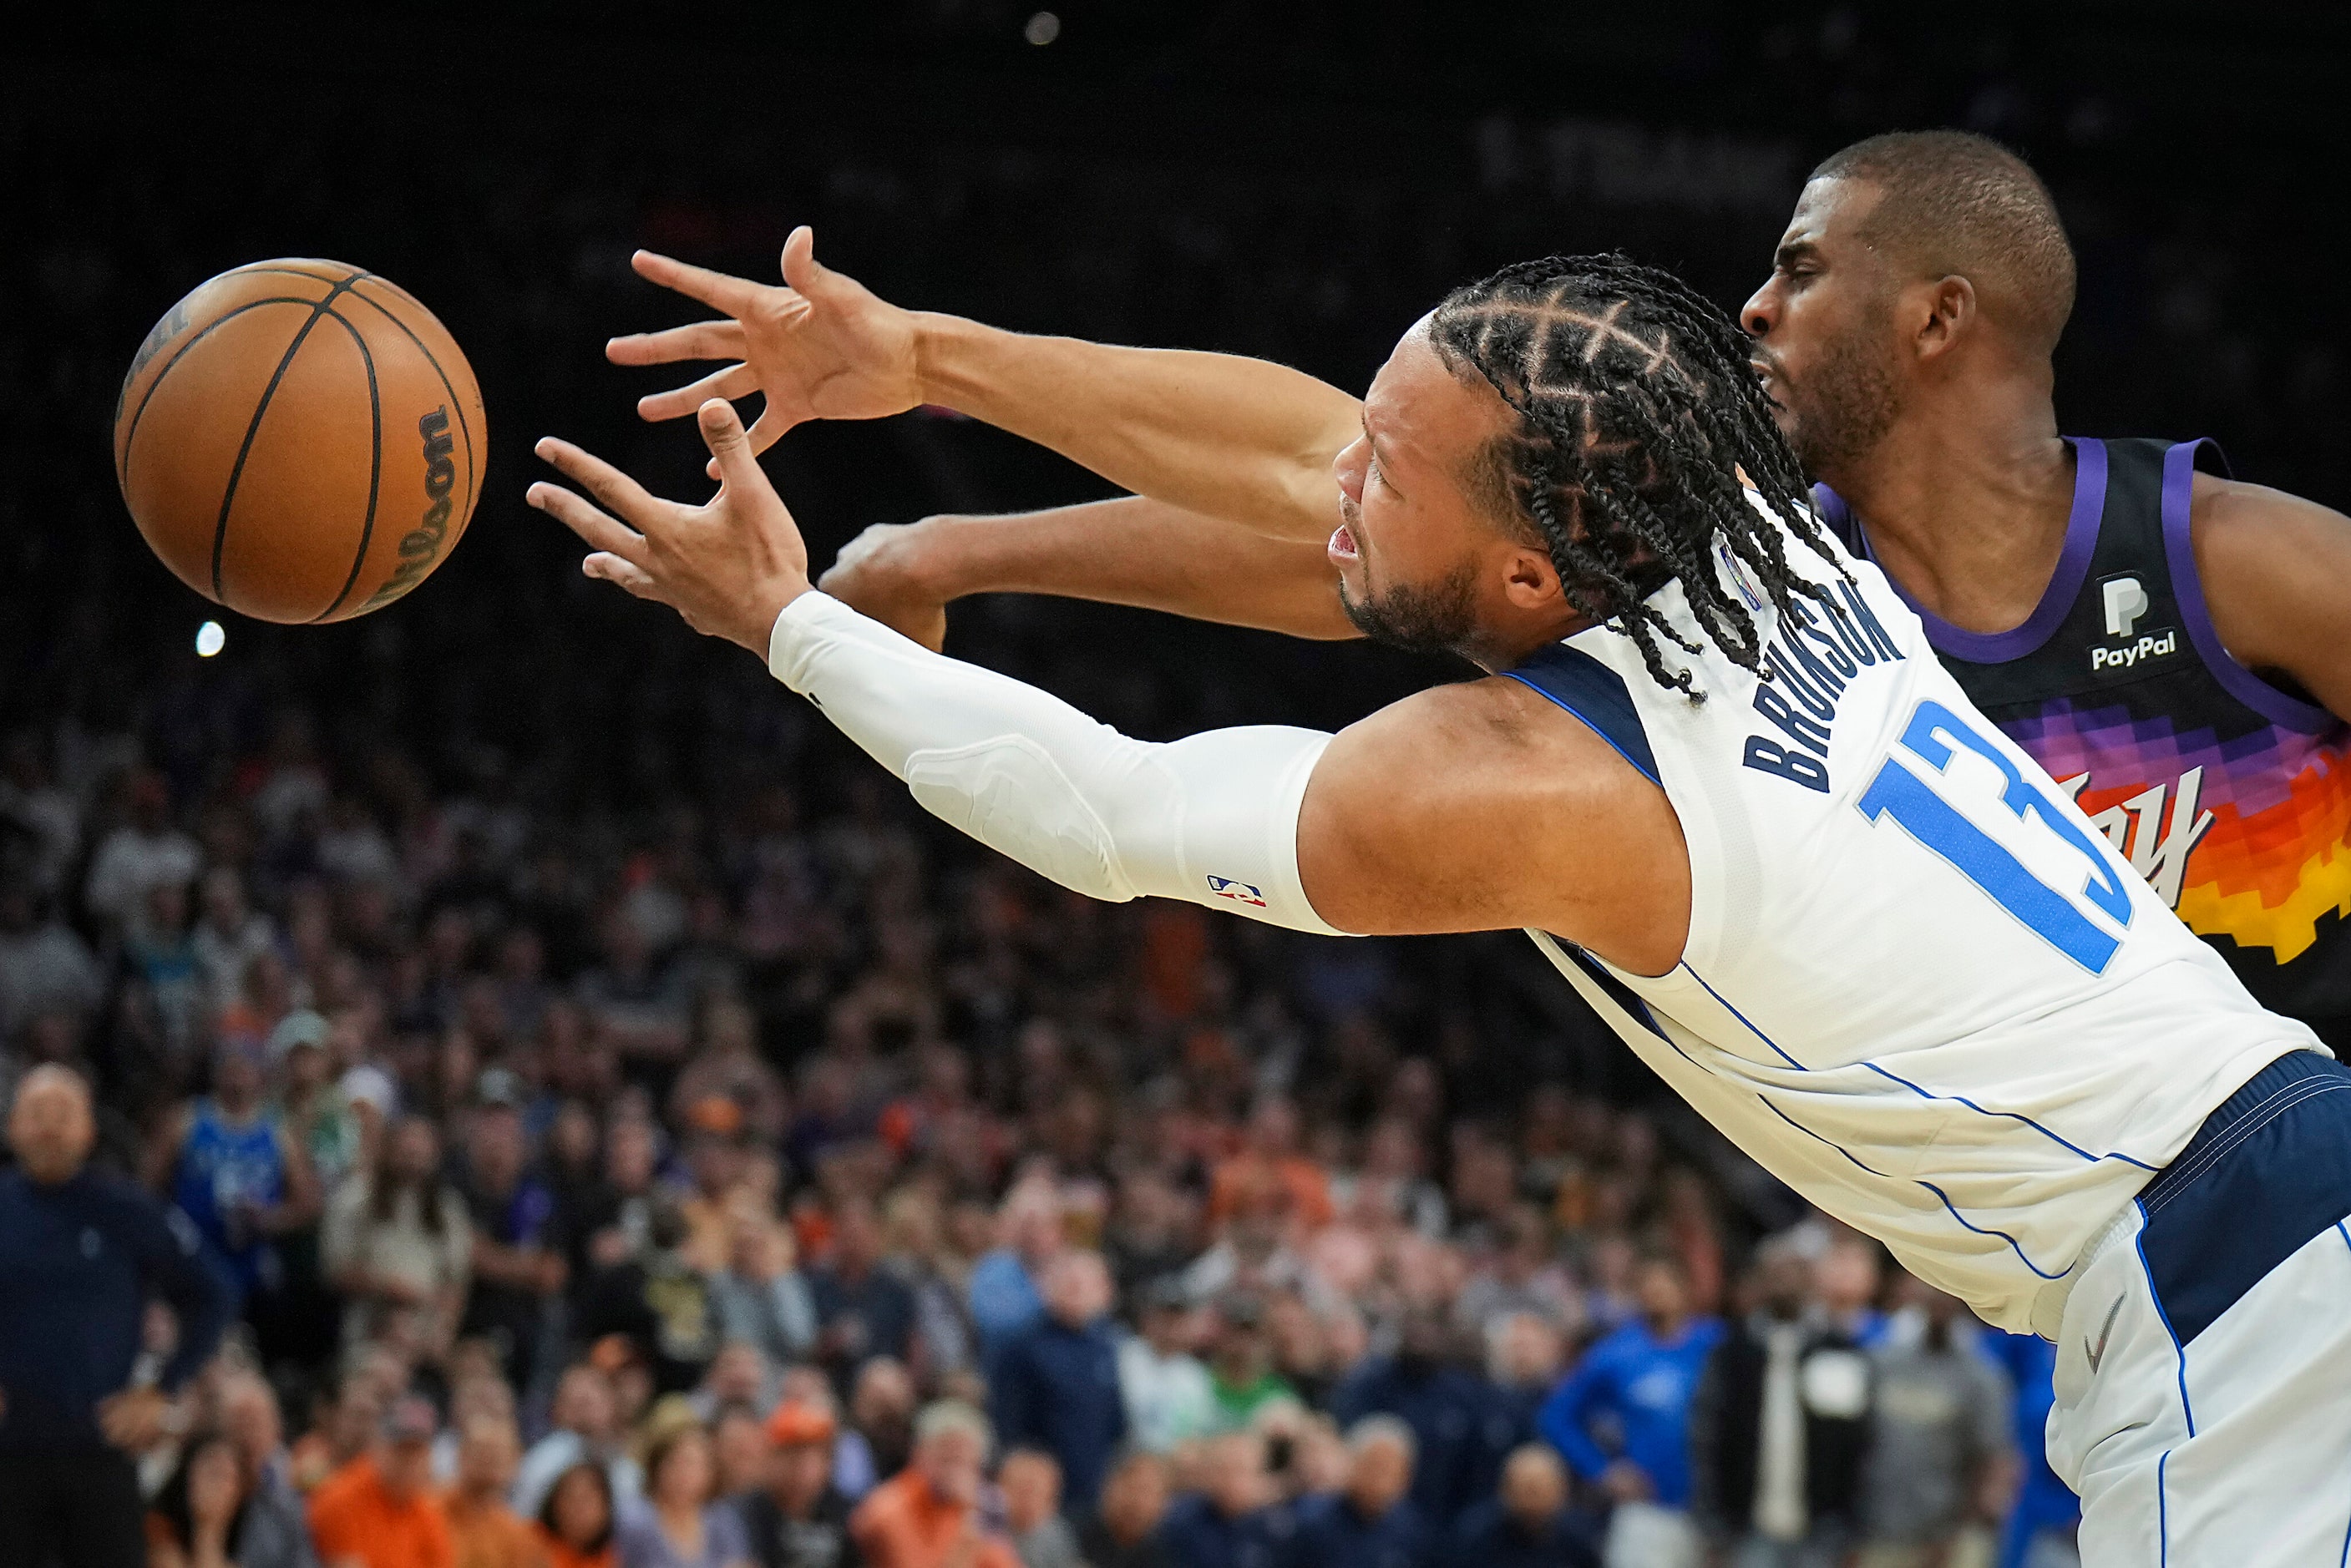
[818,519,953,652]
[607,225,920,459]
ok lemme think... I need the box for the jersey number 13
[1857,701,2136,974]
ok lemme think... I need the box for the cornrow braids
[1429,253,1846,697]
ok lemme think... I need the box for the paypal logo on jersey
[2090,630,2178,673]
[2102,575,2150,639]
[2092,574,2178,679]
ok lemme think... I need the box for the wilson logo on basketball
[364,407,458,609]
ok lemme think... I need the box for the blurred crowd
[12,10,2337,1565]
[2,701,2075,1568]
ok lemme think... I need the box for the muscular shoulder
[2190,473,2351,713]
[1299,675,1689,966]
[1323,675,1639,798]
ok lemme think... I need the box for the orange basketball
[113,259,487,624]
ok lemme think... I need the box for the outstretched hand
[528,399,811,654]
[605,225,922,468]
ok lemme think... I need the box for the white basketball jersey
[1518,504,2319,1333]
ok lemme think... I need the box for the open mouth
[1328,524,1360,563]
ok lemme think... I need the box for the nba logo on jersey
[1206,875,1269,907]
[1717,539,1766,611]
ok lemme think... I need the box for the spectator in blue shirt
[0,1065,232,1568]
[1329,1305,1489,1526]
[1538,1252,1723,1510]
[969,1181,1063,1366]
[991,1249,1127,1515]
[148,1036,318,1308]
[1290,1416,1433,1568]
[1450,1444,1603,1568]
[1980,1331,2079,1568]
[1154,1432,1293,1568]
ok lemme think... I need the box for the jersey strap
[2160,438,2335,735]
[1502,641,1660,785]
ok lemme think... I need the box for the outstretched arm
[817,494,1360,650]
[525,403,1690,973]
[605,228,1361,543]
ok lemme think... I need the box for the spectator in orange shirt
[440,1413,543,1568]
[535,1463,618,1568]
[1206,1098,1333,1232]
[848,1403,1017,1568]
[310,1396,456,1568]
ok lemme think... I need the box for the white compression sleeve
[768,592,1352,936]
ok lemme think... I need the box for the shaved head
[8,1063,95,1183]
[1810,130,2076,356]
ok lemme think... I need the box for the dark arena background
[3,6,2345,1568]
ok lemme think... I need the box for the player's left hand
[606,226,922,472]
[529,399,810,654]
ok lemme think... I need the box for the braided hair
[1429,254,1844,697]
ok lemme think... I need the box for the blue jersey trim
[1561,943,1670,1044]
[2158,1449,2173,1566]
[1680,963,1805,1070]
[1757,1096,1888,1178]
[1918,1180,2067,1280]
[2136,1200,2197,1439]
[1502,642,1660,786]
[1858,1060,2158,1171]
[1762,1095,2067,1280]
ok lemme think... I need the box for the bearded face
[1337,558,1483,659]
[1763,297,1906,478]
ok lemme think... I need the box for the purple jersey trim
[2159,438,2335,735]
[1822,439,2107,664]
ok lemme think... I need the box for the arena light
[195,620,225,657]
[1025,11,1060,44]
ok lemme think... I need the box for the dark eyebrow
[1775,239,1822,271]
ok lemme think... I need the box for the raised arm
[606,227,1361,543]
[524,402,1689,976]
[816,494,1361,650]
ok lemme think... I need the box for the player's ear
[1914,275,1977,362]
[1498,542,1563,612]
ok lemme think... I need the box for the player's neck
[1832,387,2073,636]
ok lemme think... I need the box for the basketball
[112,259,486,623]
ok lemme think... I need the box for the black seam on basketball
[210,272,369,601]
[229,265,361,283]
[312,308,383,622]
[344,283,479,524]
[119,297,328,490]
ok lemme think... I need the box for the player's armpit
[1295,676,1692,974]
[818,494,1362,648]
[2193,477,2351,718]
